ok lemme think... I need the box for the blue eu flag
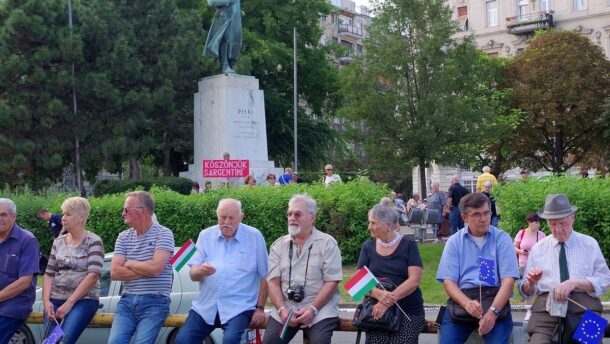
[42,325,64,344]
[573,310,607,344]
[478,257,496,285]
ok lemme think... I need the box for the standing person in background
[447,176,470,235]
[38,208,64,238]
[519,169,529,181]
[191,182,201,194]
[481,182,498,227]
[244,175,256,187]
[323,164,342,187]
[0,198,40,344]
[204,181,213,192]
[42,197,104,344]
[357,203,426,343]
[514,213,545,279]
[278,167,293,186]
[426,181,448,241]
[108,191,175,344]
[476,166,497,192]
[265,174,279,186]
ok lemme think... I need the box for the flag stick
[376,281,411,321]
[567,297,587,311]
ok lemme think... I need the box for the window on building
[341,40,354,52]
[486,1,498,27]
[517,0,529,20]
[540,0,553,11]
[463,179,476,193]
[574,0,586,11]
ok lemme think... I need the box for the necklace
[379,233,402,248]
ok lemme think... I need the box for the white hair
[483,166,491,173]
[0,198,16,214]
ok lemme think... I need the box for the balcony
[338,23,363,38]
[506,12,554,35]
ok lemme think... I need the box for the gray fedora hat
[538,193,578,219]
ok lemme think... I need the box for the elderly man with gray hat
[519,194,610,343]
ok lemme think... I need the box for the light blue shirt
[436,225,519,289]
[188,223,268,324]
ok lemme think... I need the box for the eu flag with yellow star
[478,257,496,285]
[573,310,607,344]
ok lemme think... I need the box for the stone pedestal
[180,74,282,186]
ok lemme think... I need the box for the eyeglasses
[123,207,144,213]
[325,169,333,171]
[286,211,311,219]
[467,210,491,220]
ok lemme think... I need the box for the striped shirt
[520,230,610,298]
[114,223,175,297]
[46,231,104,300]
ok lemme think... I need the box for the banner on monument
[203,160,250,178]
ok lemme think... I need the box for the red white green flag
[279,308,295,340]
[169,239,197,271]
[344,266,378,302]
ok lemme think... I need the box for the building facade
[446,0,610,58]
[320,0,372,63]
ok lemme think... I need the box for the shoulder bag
[352,279,401,332]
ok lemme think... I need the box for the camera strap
[288,240,313,290]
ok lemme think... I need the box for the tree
[501,30,610,173]
[239,0,343,170]
[340,0,504,195]
[0,0,75,189]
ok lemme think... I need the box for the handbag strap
[355,329,362,344]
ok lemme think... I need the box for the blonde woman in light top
[42,197,104,344]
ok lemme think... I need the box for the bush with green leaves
[93,177,194,196]
[5,180,389,263]
[494,176,610,261]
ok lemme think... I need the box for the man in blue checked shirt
[175,198,268,344]
[436,193,519,343]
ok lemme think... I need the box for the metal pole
[68,0,83,196]
[293,27,298,173]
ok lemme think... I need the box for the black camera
[287,286,305,303]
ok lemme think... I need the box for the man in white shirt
[323,164,342,187]
[520,194,610,343]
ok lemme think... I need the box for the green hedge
[6,180,389,263]
[93,177,194,196]
[494,176,610,261]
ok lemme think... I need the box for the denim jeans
[450,207,464,235]
[439,305,513,344]
[44,298,99,344]
[108,294,170,344]
[0,315,25,344]
[175,309,252,344]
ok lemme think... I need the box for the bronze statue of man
[204,0,242,74]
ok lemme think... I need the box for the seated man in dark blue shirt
[38,208,63,238]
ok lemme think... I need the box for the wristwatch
[490,306,500,317]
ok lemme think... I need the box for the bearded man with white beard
[263,194,343,344]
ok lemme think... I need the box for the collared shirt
[267,228,343,324]
[48,214,63,238]
[0,224,40,320]
[476,173,497,191]
[436,225,519,289]
[188,223,268,325]
[114,223,175,297]
[324,174,342,187]
[519,230,610,298]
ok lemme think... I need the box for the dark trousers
[262,316,338,344]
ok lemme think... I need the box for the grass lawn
[339,243,610,306]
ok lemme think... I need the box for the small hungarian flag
[169,239,197,271]
[344,266,378,302]
[279,308,295,340]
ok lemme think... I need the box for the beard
[288,223,301,236]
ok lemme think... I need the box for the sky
[355,0,372,8]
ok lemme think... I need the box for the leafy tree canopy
[500,30,610,173]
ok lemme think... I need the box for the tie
[559,243,569,282]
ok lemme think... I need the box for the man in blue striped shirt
[108,191,175,344]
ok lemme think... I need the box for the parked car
[11,250,224,344]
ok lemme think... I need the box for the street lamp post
[67,0,84,196]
